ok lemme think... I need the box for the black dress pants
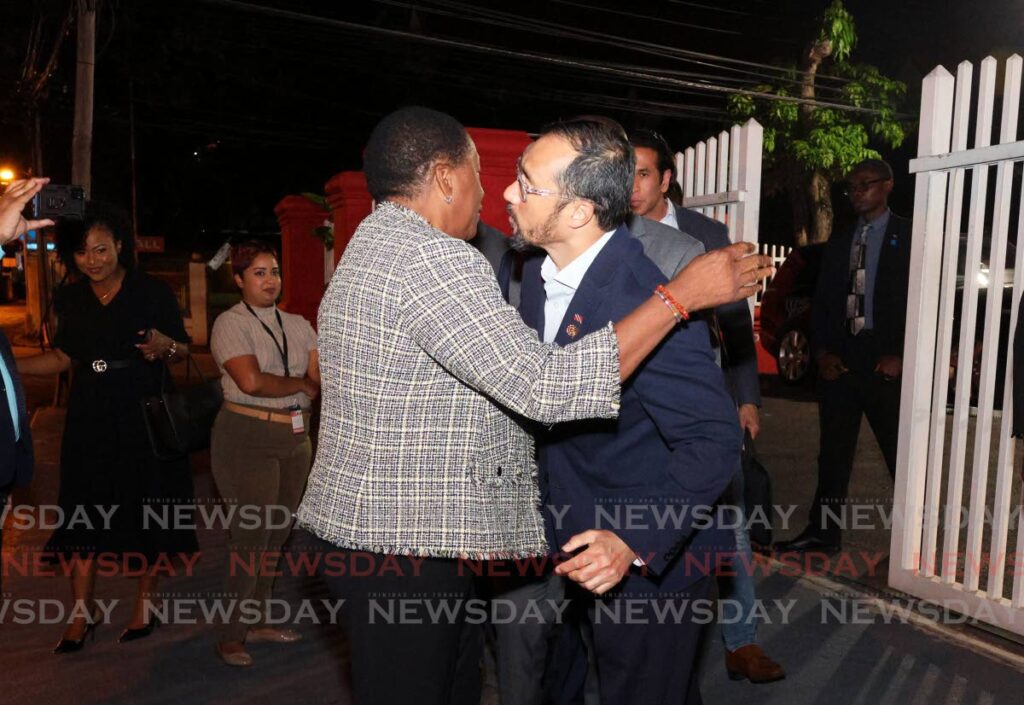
[810,368,901,543]
[313,536,479,705]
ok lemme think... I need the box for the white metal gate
[891,54,1024,636]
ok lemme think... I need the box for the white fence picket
[921,60,973,579]
[941,56,997,585]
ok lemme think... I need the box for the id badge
[290,408,305,435]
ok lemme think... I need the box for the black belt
[78,359,141,374]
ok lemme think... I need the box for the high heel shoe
[118,615,161,643]
[54,610,101,654]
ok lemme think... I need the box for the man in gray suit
[630,129,783,684]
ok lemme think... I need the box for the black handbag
[141,355,223,461]
[741,431,774,549]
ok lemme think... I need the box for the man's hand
[0,178,54,246]
[738,403,760,440]
[818,352,847,381]
[668,242,773,313]
[554,529,636,595]
[875,355,902,381]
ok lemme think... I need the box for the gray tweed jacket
[297,202,622,559]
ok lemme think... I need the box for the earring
[444,195,453,204]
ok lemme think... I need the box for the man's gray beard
[509,231,542,253]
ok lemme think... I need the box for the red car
[759,244,825,384]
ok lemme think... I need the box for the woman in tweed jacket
[297,107,770,705]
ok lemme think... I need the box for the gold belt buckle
[91,360,108,373]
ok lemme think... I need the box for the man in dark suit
[628,129,782,683]
[506,118,741,705]
[0,177,51,591]
[777,159,912,553]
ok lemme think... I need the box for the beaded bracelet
[654,288,682,323]
[655,284,690,321]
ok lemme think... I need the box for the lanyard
[244,303,290,377]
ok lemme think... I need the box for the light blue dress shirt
[539,231,616,344]
[0,351,20,441]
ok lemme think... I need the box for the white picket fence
[757,243,790,304]
[675,118,763,248]
[891,54,1024,636]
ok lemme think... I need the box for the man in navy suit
[504,118,741,705]
[628,129,783,684]
[0,177,52,591]
[776,159,911,554]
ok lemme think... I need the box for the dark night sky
[1,0,1022,251]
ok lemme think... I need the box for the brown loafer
[246,627,303,644]
[725,644,785,683]
[216,641,253,667]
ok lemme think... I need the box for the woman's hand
[135,328,176,361]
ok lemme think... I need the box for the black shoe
[54,612,101,654]
[773,528,841,555]
[118,616,161,643]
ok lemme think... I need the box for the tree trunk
[788,168,810,247]
[786,39,833,246]
[808,169,833,243]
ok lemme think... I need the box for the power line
[547,0,741,35]
[195,0,894,117]
[385,0,853,85]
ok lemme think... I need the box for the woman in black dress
[17,204,198,652]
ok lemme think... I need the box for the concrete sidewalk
[3,335,1024,703]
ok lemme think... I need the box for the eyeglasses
[844,177,888,196]
[516,166,571,202]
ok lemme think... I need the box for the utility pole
[70,0,96,196]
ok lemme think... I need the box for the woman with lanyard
[209,240,319,667]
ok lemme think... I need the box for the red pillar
[325,171,373,265]
[467,127,532,235]
[273,195,329,326]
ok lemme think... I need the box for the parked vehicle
[759,244,824,384]
[758,235,1015,399]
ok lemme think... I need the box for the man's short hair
[363,106,472,202]
[539,117,635,231]
[849,158,894,181]
[629,128,676,179]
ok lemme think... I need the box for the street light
[0,167,14,185]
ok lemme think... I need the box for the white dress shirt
[658,199,679,230]
[540,231,616,343]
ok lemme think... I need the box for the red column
[273,195,329,326]
[467,127,532,235]
[325,171,373,265]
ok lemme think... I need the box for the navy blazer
[520,226,741,587]
[672,204,761,407]
[0,332,33,490]
[811,212,912,368]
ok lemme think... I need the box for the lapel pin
[565,324,579,339]
[573,313,584,324]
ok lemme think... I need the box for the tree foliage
[726,0,911,244]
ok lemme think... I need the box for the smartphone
[31,184,86,221]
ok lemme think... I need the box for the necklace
[92,270,123,302]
